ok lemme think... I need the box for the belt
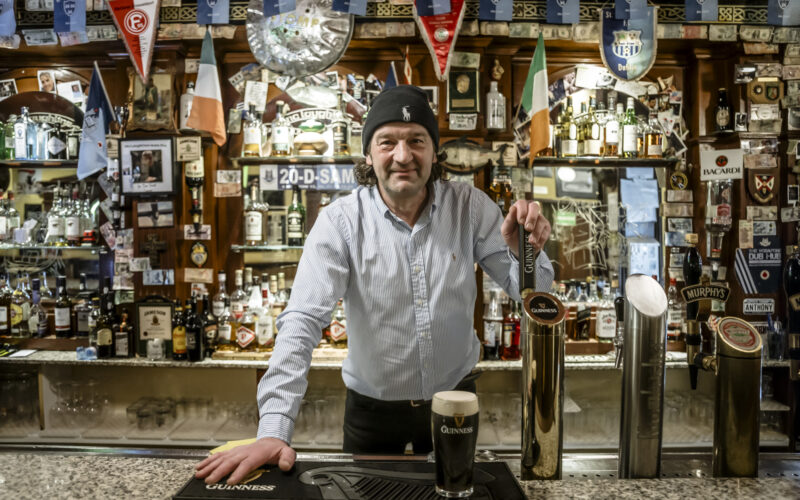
[351,369,482,408]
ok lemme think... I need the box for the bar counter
[2,450,799,499]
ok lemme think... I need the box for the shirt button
[414,266,421,273]
[416,299,423,306]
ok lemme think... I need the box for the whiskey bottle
[244,180,264,246]
[113,311,134,358]
[230,269,247,321]
[172,300,187,360]
[212,271,228,318]
[256,277,274,352]
[54,276,72,338]
[270,100,293,157]
[714,88,732,133]
[202,294,218,357]
[236,301,257,352]
[0,274,9,336]
[216,297,235,352]
[604,99,621,158]
[621,97,639,159]
[645,109,664,158]
[584,96,602,157]
[72,273,92,337]
[485,81,506,132]
[28,279,48,338]
[94,283,114,359]
[667,278,683,343]
[595,285,616,343]
[9,273,30,337]
[286,184,305,246]
[560,97,578,157]
[331,92,351,156]
[185,297,204,361]
[329,299,347,348]
[500,301,521,360]
[243,104,262,157]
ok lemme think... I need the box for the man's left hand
[501,200,551,258]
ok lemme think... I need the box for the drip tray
[173,461,525,500]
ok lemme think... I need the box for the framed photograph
[37,70,56,93]
[120,138,175,196]
[419,85,439,115]
[135,295,174,356]
[129,71,174,130]
[136,201,175,228]
[0,79,17,101]
[734,112,748,132]
[447,70,479,113]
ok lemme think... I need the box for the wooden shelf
[0,159,77,168]
[232,245,304,264]
[231,244,304,252]
[530,156,680,168]
[230,156,362,165]
[0,245,104,256]
[692,131,800,144]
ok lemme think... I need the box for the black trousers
[342,372,479,455]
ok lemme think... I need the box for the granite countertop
[1,452,799,500]
[7,349,780,371]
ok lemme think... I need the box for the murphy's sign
[681,283,731,303]
[599,7,657,81]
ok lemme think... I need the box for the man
[195,85,553,485]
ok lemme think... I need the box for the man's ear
[365,154,373,166]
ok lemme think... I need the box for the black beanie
[361,85,439,155]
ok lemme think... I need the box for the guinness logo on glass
[454,413,464,427]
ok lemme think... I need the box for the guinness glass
[431,391,479,498]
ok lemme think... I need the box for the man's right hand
[194,437,297,485]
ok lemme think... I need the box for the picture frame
[0,79,17,101]
[419,85,439,115]
[120,138,175,197]
[447,69,479,113]
[136,200,175,228]
[37,69,56,93]
[129,70,174,131]
[135,295,174,357]
[734,112,748,132]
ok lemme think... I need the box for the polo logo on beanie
[402,106,411,122]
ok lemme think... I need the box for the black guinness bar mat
[174,461,525,500]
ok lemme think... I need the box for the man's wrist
[256,413,295,445]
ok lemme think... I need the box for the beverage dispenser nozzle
[613,296,625,368]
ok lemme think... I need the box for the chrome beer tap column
[783,246,800,441]
[617,274,668,479]
[519,223,566,481]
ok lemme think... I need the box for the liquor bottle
[48,123,67,160]
[576,101,587,156]
[10,272,30,337]
[179,82,195,131]
[553,110,563,157]
[172,300,187,360]
[72,273,92,337]
[216,297,235,351]
[185,297,204,361]
[36,121,52,160]
[3,115,14,159]
[595,285,616,343]
[621,97,639,159]
[5,192,19,242]
[230,269,247,321]
[500,301,521,360]
[667,278,683,343]
[329,299,347,348]
[584,97,602,157]
[485,81,506,132]
[212,271,228,318]
[54,276,72,338]
[645,109,664,158]
[64,188,81,246]
[94,284,114,359]
[87,297,100,345]
[113,311,134,358]
[44,186,67,246]
[236,301,257,352]
[244,180,264,246]
[331,91,351,156]
[28,279,48,338]
[0,274,9,336]
[560,97,578,157]
[714,88,732,133]
[276,272,290,309]
[270,100,293,157]
[202,294,218,357]
[604,99,621,158]
[0,198,7,242]
[256,278,274,352]
[243,104,262,157]
[287,184,305,246]
[483,290,502,360]
[14,107,36,160]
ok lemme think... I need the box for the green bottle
[621,97,639,159]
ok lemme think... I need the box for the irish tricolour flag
[521,33,548,166]
[187,28,226,146]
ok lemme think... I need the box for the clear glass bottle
[230,269,247,322]
[179,82,195,131]
[584,96,602,157]
[621,97,639,158]
[485,81,506,131]
[216,297,235,352]
[13,108,31,160]
[10,272,31,337]
[331,91,351,156]
[242,104,262,157]
[0,197,8,243]
[560,97,578,157]
[244,180,264,246]
[54,275,72,338]
[4,115,15,159]
[596,285,616,343]
[270,100,293,157]
[65,186,82,246]
[483,290,502,360]
[44,185,67,246]
[5,192,19,243]
[256,278,274,352]
[36,121,52,160]
[212,271,228,319]
[28,278,48,338]
[235,302,257,352]
[604,100,622,158]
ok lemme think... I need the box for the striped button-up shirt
[257,180,554,443]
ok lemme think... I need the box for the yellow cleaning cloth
[210,438,257,454]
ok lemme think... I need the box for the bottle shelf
[530,156,680,168]
[232,244,304,264]
[693,131,800,144]
[230,155,363,165]
[0,159,78,168]
[0,244,104,255]
[231,244,304,252]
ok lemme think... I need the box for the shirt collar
[370,180,440,226]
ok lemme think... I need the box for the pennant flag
[768,0,800,27]
[414,0,466,81]
[522,34,549,165]
[685,0,717,22]
[107,0,158,83]
[54,0,87,33]
[415,0,451,17]
[403,45,412,84]
[197,0,230,25]
[600,7,657,81]
[384,61,399,89]
[615,0,647,20]
[0,0,16,37]
[332,0,367,16]
[78,63,114,180]
[479,0,511,22]
[186,29,226,146]
[546,0,579,25]
[263,0,296,17]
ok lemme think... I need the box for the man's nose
[393,141,413,164]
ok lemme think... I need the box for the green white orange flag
[521,33,549,166]
[186,28,226,146]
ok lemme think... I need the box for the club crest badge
[600,7,657,82]
[747,168,777,204]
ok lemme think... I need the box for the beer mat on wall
[173,461,525,499]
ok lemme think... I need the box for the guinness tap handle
[519,223,537,297]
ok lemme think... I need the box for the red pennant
[107,0,159,83]
[414,0,466,81]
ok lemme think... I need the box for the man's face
[366,122,435,200]
[456,75,469,94]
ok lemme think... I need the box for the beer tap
[683,233,705,390]
[185,157,204,234]
[704,180,733,281]
[613,296,624,368]
[519,222,565,481]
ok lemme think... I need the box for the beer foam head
[432,391,479,417]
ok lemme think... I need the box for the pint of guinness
[431,391,479,498]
